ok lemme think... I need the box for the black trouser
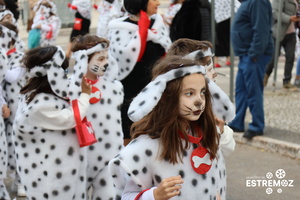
[266,33,296,84]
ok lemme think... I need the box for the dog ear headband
[26,46,69,98]
[71,43,108,86]
[0,24,17,52]
[183,47,214,61]
[128,65,207,122]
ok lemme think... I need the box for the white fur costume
[109,135,227,200]
[69,45,124,200]
[70,0,91,19]
[0,47,10,200]
[13,46,90,200]
[108,14,171,80]
[3,49,25,172]
[96,0,124,39]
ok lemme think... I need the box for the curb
[233,132,300,160]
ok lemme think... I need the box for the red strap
[6,48,16,55]
[137,11,150,62]
[68,3,77,10]
[134,189,151,200]
[72,99,82,125]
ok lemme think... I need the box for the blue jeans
[229,55,271,133]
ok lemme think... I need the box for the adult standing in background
[210,0,240,68]
[108,0,171,145]
[169,0,212,42]
[229,0,274,139]
[264,0,300,91]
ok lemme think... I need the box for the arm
[220,125,236,156]
[30,93,90,130]
[248,0,272,60]
[5,66,26,83]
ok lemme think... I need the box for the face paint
[205,57,217,82]
[88,51,109,76]
[179,74,206,121]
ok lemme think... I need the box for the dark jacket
[170,0,211,42]
[231,0,273,60]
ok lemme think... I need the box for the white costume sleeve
[41,19,58,32]
[5,67,26,83]
[0,87,6,107]
[122,172,156,200]
[220,125,236,156]
[29,93,90,130]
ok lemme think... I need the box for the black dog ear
[195,51,205,61]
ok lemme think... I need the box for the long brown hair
[20,46,69,103]
[71,34,110,62]
[131,56,219,164]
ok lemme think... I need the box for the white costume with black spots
[70,0,91,19]
[3,49,25,171]
[0,9,25,52]
[108,14,171,80]
[69,48,124,199]
[31,5,61,47]
[96,0,124,39]
[0,48,10,200]
[109,135,227,200]
[13,46,90,200]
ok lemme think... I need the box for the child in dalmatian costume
[94,0,124,39]
[0,21,26,197]
[109,56,231,200]
[0,9,25,52]
[167,38,236,125]
[69,35,124,200]
[0,24,10,200]
[13,46,92,200]
[108,0,171,145]
[31,0,61,47]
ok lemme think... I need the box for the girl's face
[88,50,109,77]
[179,73,206,121]
[146,0,160,16]
[205,57,217,82]
[2,14,13,23]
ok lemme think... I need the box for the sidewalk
[216,59,300,160]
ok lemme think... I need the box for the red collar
[179,127,203,144]
[86,77,100,85]
[6,48,16,55]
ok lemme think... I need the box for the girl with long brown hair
[109,56,228,199]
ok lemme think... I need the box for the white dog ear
[46,46,70,98]
[207,79,235,123]
[128,80,166,122]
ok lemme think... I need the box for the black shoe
[228,125,244,133]
[243,130,263,139]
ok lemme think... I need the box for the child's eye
[201,90,206,96]
[186,92,193,96]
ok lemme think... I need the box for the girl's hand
[215,117,225,134]
[81,75,92,95]
[153,175,183,200]
[2,104,10,118]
